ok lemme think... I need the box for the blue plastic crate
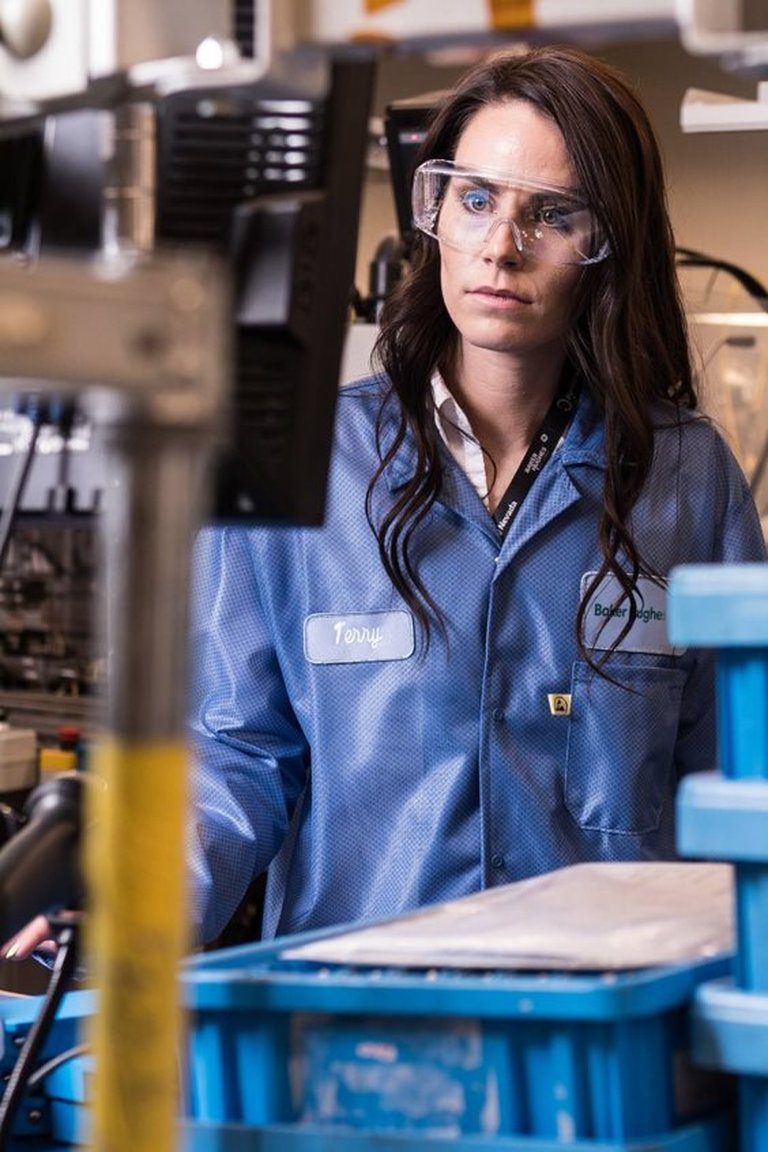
[178,1115,735,1151]
[668,565,768,781]
[677,774,768,991]
[690,979,768,1152]
[40,1053,93,1148]
[0,988,93,1149]
[677,775,768,864]
[691,980,768,1079]
[180,929,734,1148]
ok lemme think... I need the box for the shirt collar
[430,369,489,502]
[383,371,605,493]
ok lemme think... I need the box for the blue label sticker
[304,611,415,665]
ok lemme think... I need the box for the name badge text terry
[304,610,415,665]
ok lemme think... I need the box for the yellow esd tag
[364,0,400,11]
[487,0,534,29]
[548,693,572,716]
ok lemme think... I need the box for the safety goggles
[412,159,610,267]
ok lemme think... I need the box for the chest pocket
[564,662,686,835]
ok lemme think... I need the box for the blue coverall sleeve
[187,526,310,944]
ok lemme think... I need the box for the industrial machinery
[0,5,374,1152]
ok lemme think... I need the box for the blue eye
[460,186,492,214]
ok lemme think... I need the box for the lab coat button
[491,853,504,869]
[492,708,503,722]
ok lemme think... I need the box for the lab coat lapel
[497,392,606,558]
[381,384,607,550]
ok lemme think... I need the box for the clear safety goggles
[412,159,610,267]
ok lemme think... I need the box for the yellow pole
[79,416,217,1152]
[85,737,189,1151]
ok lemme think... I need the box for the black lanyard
[492,376,581,538]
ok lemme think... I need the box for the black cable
[25,1042,90,1091]
[0,918,80,1150]
[676,246,768,310]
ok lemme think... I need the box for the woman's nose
[481,217,525,264]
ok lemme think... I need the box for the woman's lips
[469,286,532,307]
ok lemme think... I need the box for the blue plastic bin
[690,979,768,1152]
[178,1116,734,1152]
[677,773,768,992]
[671,565,768,993]
[677,775,768,864]
[0,988,93,1150]
[670,562,768,1152]
[40,1052,93,1148]
[667,565,768,781]
[180,929,735,1149]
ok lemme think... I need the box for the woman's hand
[3,915,59,960]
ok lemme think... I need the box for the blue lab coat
[188,376,766,943]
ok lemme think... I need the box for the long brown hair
[368,44,697,660]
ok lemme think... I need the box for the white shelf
[681,83,768,133]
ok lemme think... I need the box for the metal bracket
[0,249,231,430]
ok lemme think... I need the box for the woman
[183,45,764,946]
[10,45,759,962]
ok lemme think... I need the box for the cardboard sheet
[282,861,734,971]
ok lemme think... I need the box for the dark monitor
[156,48,375,523]
[384,93,442,252]
[0,46,376,526]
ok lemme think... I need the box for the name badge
[304,610,414,665]
[580,572,684,656]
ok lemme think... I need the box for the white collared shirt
[430,370,490,506]
[431,371,577,512]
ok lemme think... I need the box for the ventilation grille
[233,0,256,58]
[156,97,326,246]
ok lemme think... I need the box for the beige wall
[354,35,768,296]
[599,37,768,291]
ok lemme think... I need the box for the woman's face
[439,99,584,364]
